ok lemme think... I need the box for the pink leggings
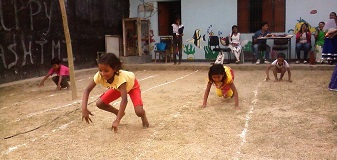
[100,79,143,107]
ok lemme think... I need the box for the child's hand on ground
[265,77,270,81]
[56,85,61,90]
[82,109,93,124]
[287,79,293,82]
[112,120,120,133]
[38,83,44,87]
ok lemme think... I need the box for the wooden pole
[59,0,77,100]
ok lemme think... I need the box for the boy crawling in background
[38,58,70,90]
[265,53,292,82]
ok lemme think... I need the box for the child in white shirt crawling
[265,53,292,82]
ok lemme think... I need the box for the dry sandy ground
[0,66,337,159]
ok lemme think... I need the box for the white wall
[181,0,237,59]
[286,0,337,59]
[129,0,337,60]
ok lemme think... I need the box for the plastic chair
[272,39,289,60]
[295,44,312,64]
[209,36,231,64]
[154,37,173,63]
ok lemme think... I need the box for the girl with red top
[295,23,312,64]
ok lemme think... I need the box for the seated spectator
[252,22,273,64]
[228,25,242,64]
[295,23,312,64]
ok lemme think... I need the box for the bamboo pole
[59,0,77,100]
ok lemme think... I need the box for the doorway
[158,1,181,36]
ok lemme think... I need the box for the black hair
[261,22,268,28]
[174,16,181,24]
[277,53,286,59]
[319,21,325,25]
[299,23,309,33]
[208,64,226,83]
[331,12,337,16]
[231,25,238,38]
[98,53,122,75]
[51,57,61,65]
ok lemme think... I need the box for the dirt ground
[0,65,337,159]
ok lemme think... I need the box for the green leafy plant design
[204,41,218,60]
[184,44,195,55]
[242,41,252,52]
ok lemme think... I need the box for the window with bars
[238,0,285,33]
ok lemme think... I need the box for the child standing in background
[314,21,326,63]
[81,53,149,132]
[171,16,184,65]
[265,53,292,82]
[202,64,239,109]
[38,57,70,90]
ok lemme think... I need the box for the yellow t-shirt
[93,70,135,92]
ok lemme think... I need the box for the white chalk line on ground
[2,72,192,156]
[11,75,159,122]
[233,82,261,160]
[12,97,93,123]
[2,74,160,155]
[0,77,92,110]
[135,71,198,159]
[2,121,74,155]
[1,73,154,110]
[142,71,197,93]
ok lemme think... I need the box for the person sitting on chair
[252,22,273,64]
[228,25,242,64]
[295,23,312,64]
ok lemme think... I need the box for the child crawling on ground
[265,53,292,82]
[38,58,70,90]
[202,64,239,109]
[81,53,149,132]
